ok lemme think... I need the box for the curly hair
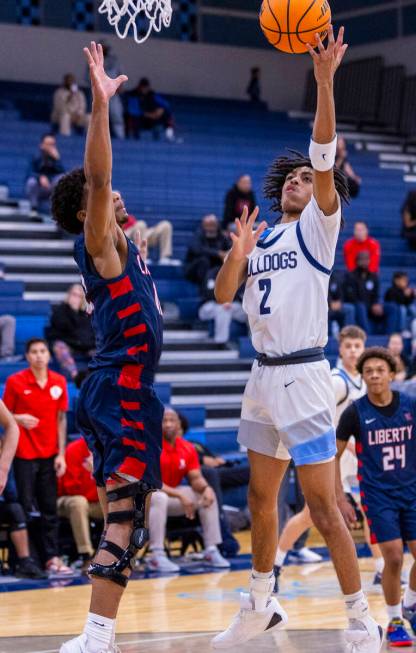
[263,150,349,225]
[51,167,86,235]
[356,347,397,375]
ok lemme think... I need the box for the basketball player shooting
[50,42,164,653]
[212,26,383,653]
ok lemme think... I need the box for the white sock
[150,547,166,557]
[274,547,287,567]
[404,585,416,608]
[344,590,370,631]
[374,557,384,574]
[249,569,274,612]
[205,545,218,553]
[386,603,402,621]
[84,612,115,652]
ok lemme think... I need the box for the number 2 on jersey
[259,279,271,315]
[382,445,406,471]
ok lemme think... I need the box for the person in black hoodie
[24,134,65,210]
[222,175,257,230]
[384,272,416,334]
[185,214,231,288]
[47,284,95,383]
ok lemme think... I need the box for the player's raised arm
[215,207,267,304]
[306,26,348,216]
[83,42,128,257]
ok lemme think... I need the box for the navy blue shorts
[77,366,164,488]
[361,486,416,544]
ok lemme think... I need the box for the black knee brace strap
[88,481,155,588]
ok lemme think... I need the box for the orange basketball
[260,0,331,54]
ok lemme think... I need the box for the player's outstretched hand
[306,25,348,85]
[83,41,128,104]
[229,206,268,262]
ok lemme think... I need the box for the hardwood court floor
[0,554,406,652]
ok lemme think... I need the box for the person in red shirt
[3,338,71,576]
[147,407,230,572]
[58,438,103,571]
[343,221,381,274]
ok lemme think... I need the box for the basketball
[260,0,332,54]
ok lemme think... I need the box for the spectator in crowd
[246,67,261,103]
[401,190,416,250]
[328,270,356,336]
[0,314,19,362]
[57,437,102,572]
[25,134,65,211]
[198,266,246,345]
[51,74,89,136]
[387,333,412,381]
[126,78,174,141]
[185,214,230,289]
[147,407,230,572]
[384,272,416,335]
[344,221,381,274]
[101,42,125,139]
[222,175,257,230]
[343,251,397,334]
[335,136,362,198]
[3,338,71,576]
[122,213,177,265]
[0,400,46,579]
[47,284,95,384]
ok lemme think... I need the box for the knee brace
[6,502,27,532]
[88,481,154,588]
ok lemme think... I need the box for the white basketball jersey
[243,196,341,356]
[331,364,367,425]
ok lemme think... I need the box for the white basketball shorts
[238,359,336,466]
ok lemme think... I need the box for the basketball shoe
[345,618,384,652]
[211,592,288,649]
[386,619,412,647]
[402,601,416,635]
[60,634,119,653]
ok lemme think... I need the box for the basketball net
[98,0,173,44]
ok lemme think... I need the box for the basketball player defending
[212,27,383,652]
[51,43,164,653]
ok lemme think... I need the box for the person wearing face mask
[51,73,90,136]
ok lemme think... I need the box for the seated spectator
[147,407,230,572]
[47,284,95,384]
[122,213,178,265]
[343,221,381,274]
[198,267,246,345]
[57,438,102,572]
[328,270,356,336]
[343,251,397,335]
[126,78,174,141]
[185,215,230,289]
[51,74,89,136]
[0,400,46,579]
[246,67,261,103]
[335,136,362,198]
[401,190,416,250]
[387,333,413,381]
[384,272,416,336]
[222,175,257,230]
[25,134,65,211]
[0,314,19,362]
[3,338,71,576]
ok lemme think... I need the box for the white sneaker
[204,547,231,568]
[60,633,118,653]
[345,618,383,652]
[291,547,323,563]
[211,592,288,649]
[146,553,180,573]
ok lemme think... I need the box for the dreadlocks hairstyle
[51,167,86,235]
[263,150,350,226]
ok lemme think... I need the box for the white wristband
[309,135,337,172]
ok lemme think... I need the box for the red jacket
[58,438,98,503]
[343,237,381,273]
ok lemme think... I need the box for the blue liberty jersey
[74,234,163,375]
[354,393,416,495]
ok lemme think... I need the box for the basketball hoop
[98,0,173,44]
